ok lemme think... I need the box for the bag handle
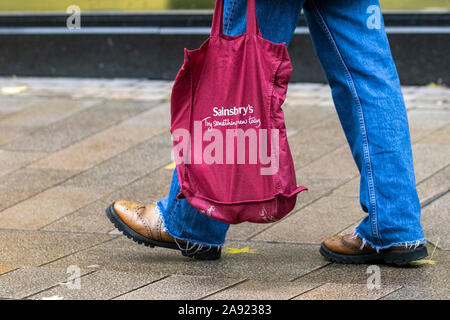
[211,0,261,37]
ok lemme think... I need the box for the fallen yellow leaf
[165,162,176,170]
[411,259,436,265]
[224,247,256,254]
[0,265,14,275]
[0,86,27,95]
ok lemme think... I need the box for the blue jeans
[156,0,426,249]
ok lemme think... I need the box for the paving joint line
[0,226,117,236]
[0,128,169,216]
[37,160,172,231]
[246,174,358,241]
[288,283,325,300]
[420,188,450,209]
[227,239,322,246]
[37,235,121,268]
[376,285,405,300]
[0,98,106,151]
[416,162,450,186]
[109,274,172,300]
[22,269,98,300]
[288,263,332,283]
[0,268,19,278]
[0,99,163,178]
[198,278,249,300]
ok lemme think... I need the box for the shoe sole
[319,243,428,266]
[105,203,221,261]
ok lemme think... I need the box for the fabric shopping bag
[170,0,307,224]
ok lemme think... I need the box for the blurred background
[0,0,448,84]
[0,0,449,11]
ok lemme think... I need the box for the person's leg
[303,0,426,261]
[223,0,304,46]
[157,168,229,247]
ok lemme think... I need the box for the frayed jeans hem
[354,227,427,251]
[156,201,224,248]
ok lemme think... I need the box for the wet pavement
[0,77,449,300]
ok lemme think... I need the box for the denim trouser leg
[156,0,303,246]
[158,0,426,249]
[303,0,425,249]
[157,169,230,247]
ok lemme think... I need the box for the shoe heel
[383,246,428,265]
[182,247,221,261]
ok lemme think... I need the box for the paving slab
[296,146,359,181]
[46,238,328,281]
[381,284,450,300]
[61,132,173,192]
[407,109,450,143]
[283,101,333,134]
[287,83,329,94]
[413,143,450,183]
[293,177,354,210]
[29,269,166,300]
[29,123,163,171]
[0,149,47,177]
[205,280,319,300]
[0,186,32,212]
[120,102,171,131]
[332,162,450,205]
[41,199,113,234]
[293,283,401,300]
[288,118,347,169]
[0,266,14,276]
[379,249,450,299]
[0,96,49,114]
[0,267,93,299]
[417,122,450,145]
[0,168,79,211]
[0,79,449,300]
[331,176,360,197]
[411,86,450,101]
[43,167,174,234]
[102,167,174,205]
[0,167,76,193]
[0,98,95,128]
[293,246,449,298]
[0,229,114,268]
[0,125,37,146]
[6,78,139,100]
[416,165,450,205]
[0,185,106,230]
[226,222,268,241]
[252,195,365,244]
[2,100,157,153]
[115,275,243,300]
[229,176,356,241]
[421,192,450,250]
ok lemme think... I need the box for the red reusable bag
[170,0,307,224]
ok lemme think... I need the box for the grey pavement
[0,77,449,300]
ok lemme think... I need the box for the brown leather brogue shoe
[320,233,427,265]
[106,201,221,260]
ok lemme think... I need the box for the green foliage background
[0,0,448,11]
